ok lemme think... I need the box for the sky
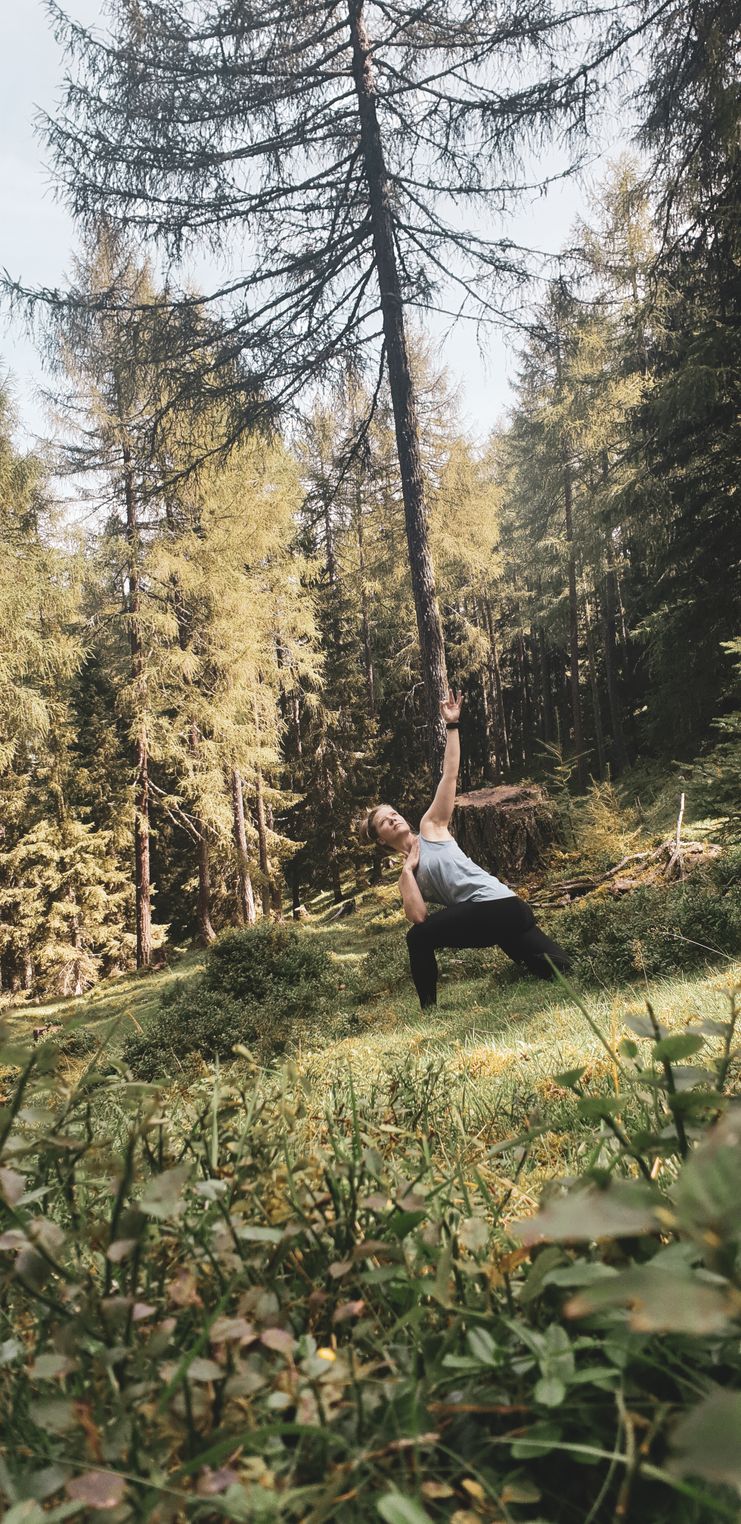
[1,2,628,455]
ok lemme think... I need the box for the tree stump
[452,785,559,881]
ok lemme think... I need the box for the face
[372,805,411,848]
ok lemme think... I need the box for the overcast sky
[1,2,628,455]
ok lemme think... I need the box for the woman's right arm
[398,838,428,924]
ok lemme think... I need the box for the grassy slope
[6,766,737,1141]
[10,884,739,1148]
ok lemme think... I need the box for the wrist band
[446,721,460,730]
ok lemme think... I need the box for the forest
[0,0,739,1519]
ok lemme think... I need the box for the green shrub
[124,924,337,1077]
[346,932,411,1001]
[205,923,333,1010]
[548,881,741,983]
[123,987,264,1078]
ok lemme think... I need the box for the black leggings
[405,896,571,1008]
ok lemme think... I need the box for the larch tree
[0,384,130,995]
[150,416,319,937]
[42,235,175,966]
[39,0,641,775]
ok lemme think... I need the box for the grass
[2,863,741,1520]
[8,880,739,1180]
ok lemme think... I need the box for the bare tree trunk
[22,947,34,993]
[186,723,216,946]
[563,460,586,790]
[553,332,586,792]
[265,802,284,919]
[231,767,256,926]
[585,604,606,781]
[122,438,152,968]
[67,888,84,997]
[355,476,376,717]
[349,0,447,778]
[196,831,216,945]
[254,767,271,918]
[316,748,344,903]
[514,619,533,767]
[483,596,510,775]
[539,628,555,745]
[291,691,303,762]
[601,561,629,778]
[329,832,343,904]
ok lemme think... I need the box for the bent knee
[406,918,429,944]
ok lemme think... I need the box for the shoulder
[419,812,454,843]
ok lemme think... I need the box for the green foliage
[689,639,741,841]
[575,777,644,870]
[204,924,333,1008]
[549,882,741,983]
[2,987,741,1520]
[348,933,412,1001]
[123,987,269,1078]
[124,925,337,1076]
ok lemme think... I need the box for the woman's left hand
[440,687,463,724]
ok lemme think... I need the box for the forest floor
[6,762,738,1168]
[10,877,739,1180]
[2,773,740,1519]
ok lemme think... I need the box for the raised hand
[440,687,463,725]
[401,835,420,875]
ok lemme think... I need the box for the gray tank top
[414,833,515,906]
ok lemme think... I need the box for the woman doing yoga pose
[361,690,570,1008]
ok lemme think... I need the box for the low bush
[347,931,411,1000]
[124,923,337,1077]
[204,923,333,1010]
[548,880,741,984]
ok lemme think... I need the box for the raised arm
[420,689,462,836]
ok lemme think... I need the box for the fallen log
[531,839,722,907]
[326,898,357,923]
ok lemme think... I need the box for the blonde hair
[358,805,386,846]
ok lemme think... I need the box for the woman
[361,689,570,1008]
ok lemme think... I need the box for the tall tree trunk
[291,691,303,763]
[196,831,216,945]
[513,617,531,768]
[585,604,606,781]
[231,767,256,926]
[349,0,447,777]
[329,830,343,904]
[562,459,586,790]
[470,596,493,778]
[355,476,376,717]
[601,555,629,777]
[22,947,34,993]
[538,628,555,745]
[67,886,84,998]
[554,334,585,792]
[265,802,284,919]
[254,766,271,918]
[316,747,344,903]
[483,596,510,775]
[122,438,152,968]
[187,724,216,946]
